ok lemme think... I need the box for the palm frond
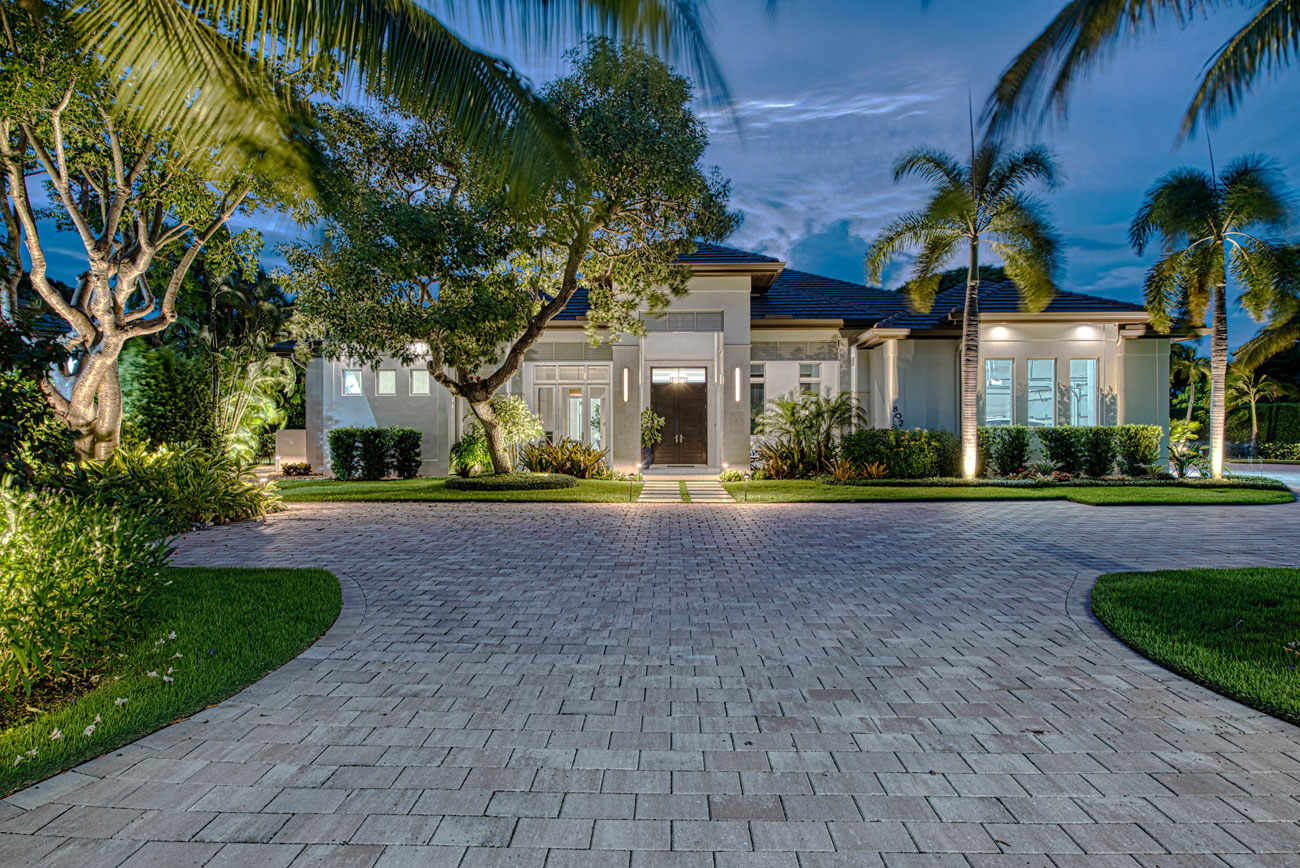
[905,233,962,313]
[980,0,1210,135]
[985,143,1062,203]
[1234,311,1300,370]
[1128,166,1217,253]
[892,146,968,189]
[864,210,957,285]
[1230,234,1285,318]
[987,193,1064,313]
[1142,253,1184,331]
[1184,0,1300,134]
[1219,154,1292,229]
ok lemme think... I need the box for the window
[589,387,606,450]
[376,370,396,395]
[750,364,766,434]
[1070,359,1098,425]
[1026,359,1055,427]
[650,367,706,384]
[537,387,555,441]
[410,369,430,395]
[342,370,363,396]
[984,359,1013,425]
[567,388,584,445]
[799,362,820,395]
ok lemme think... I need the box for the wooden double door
[650,370,708,465]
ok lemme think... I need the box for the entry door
[650,368,708,464]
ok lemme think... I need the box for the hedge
[444,472,578,491]
[838,428,960,479]
[1233,403,1300,445]
[327,426,422,480]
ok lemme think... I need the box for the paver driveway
[4,500,1300,867]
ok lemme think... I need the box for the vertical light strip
[734,367,741,402]
[622,367,629,402]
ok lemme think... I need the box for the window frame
[1069,358,1099,426]
[376,369,397,396]
[342,369,364,397]
[410,369,431,396]
[983,358,1014,426]
[1025,358,1056,428]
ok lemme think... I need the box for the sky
[27,0,1300,348]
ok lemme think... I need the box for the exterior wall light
[733,367,741,402]
[622,367,629,402]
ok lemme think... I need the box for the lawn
[280,477,643,503]
[722,479,1295,505]
[0,567,340,797]
[1092,568,1300,726]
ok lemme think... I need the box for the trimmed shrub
[519,438,610,478]
[838,428,960,479]
[52,444,281,534]
[1036,427,1086,474]
[1081,427,1118,477]
[444,472,578,491]
[1260,442,1300,461]
[280,462,313,476]
[0,370,75,481]
[119,343,218,452]
[979,426,1032,477]
[389,427,422,479]
[356,428,391,481]
[1,483,173,695]
[327,427,361,480]
[1115,425,1163,475]
[450,428,492,477]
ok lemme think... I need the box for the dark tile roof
[877,280,1148,330]
[676,242,781,264]
[751,269,906,324]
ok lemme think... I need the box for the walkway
[636,479,736,503]
[4,500,1300,867]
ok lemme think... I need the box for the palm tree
[1170,346,1210,423]
[865,142,1064,479]
[1227,366,1297,458]
[1234,244,1300,372]
[983,0,1300,139]
[67,0,726,188]
[1129,155,1291,478]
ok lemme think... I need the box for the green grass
[722,480,1295,505]
[0,567,340,796]
[1092,568,1300,726]
[280,477,643,503]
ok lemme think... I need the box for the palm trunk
[1185,380,1195,423]
[1208,281,1228,478]
[1250,399,1259,459]
[960,238,980,478]
[469,398,511,474]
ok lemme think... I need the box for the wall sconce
[733,366,741,402]
[622,367,629,402]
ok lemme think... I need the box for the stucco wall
[975,322,1123,426]
[894,339,959,432]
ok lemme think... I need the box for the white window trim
[1026,358,1056,428]
[984,358,1014,425]
[376,369,397,396]
[410,369,431,395]
[342,369,363,397]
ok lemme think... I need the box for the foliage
[518,438,610,479]
[51,444,281,534]
[1260,442,1300,460]
[0,566,339,796]
[464,395,544,467]
[119,344,219,453]
[1080,427,1118,478]
[1115,425,1163,475]
[1092,568,1300,727]
[1,2,292,458]
[641,408,666,449]
[758,391,866,472]
[754,439,814,480]
[838,428,960,480]
[718,468,744,482]
[979,426,1033,477]
[0,482,172,696]
[983,0,1300,139]
[389,428,423,480]
[444,472,578,492]
[1035,427,1086,475]
[0,371,75,482]
[288,40,737,474]
[280,462,312,477]
[355,428,389,481]
[1228,402,1300,444]
[825,457,857,483]
[449,429,492,478]
[327,428,360,480]
[278,477,641,503]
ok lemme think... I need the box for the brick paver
[4,500,1300,866]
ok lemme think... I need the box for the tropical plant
[641,408,667,449]
[865,142,1064,478]
[51,444,281,534]
[289,41,737,474]
[825,456,857,483]
[753,439,806,480]
[0,482,173,696]
[1130,156,1291,477]
[981,425,1033,477]
[450,429,493,478]
[758,390,865,472]
[861,461,889,480]
[1170,345,1211,423]
[518,437,610,478]
[1115,425,1164,476]
[1169,419,1207,477]
[1227,367,1298,457]
[464,395,544,469]
[62,0,725,192]
[280,462,312,477]
[983,0,1300,139]
[0,370,75,482]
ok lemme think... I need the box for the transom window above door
[650,367,706,384]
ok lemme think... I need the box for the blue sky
[30,1,1300,348]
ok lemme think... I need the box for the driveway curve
[4,500,1300,867]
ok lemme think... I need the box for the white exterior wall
[976,322,1122,427]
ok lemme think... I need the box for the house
[292,244,1171,475]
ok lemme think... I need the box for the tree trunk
[1208,281,1228,478]
[1185,379,1195,423]
[65,356,123,460]
[960,238,981,478]
[469,398,512,474]
[1250,399,1259,459]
